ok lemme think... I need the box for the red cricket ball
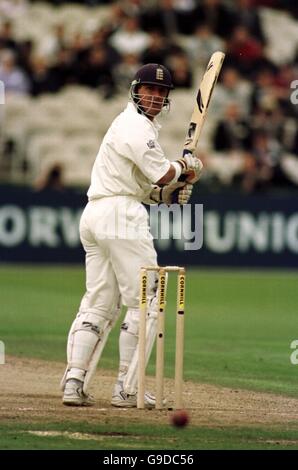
[171,410,189,428]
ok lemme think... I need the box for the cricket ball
[170,410,189,428]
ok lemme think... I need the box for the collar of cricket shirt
[127,102,161,132]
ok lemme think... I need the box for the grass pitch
[1,421,298,450]
[1,265,298,396]
[1,265,298,450]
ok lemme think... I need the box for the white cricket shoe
[111,382,165,409]
[62,379,95,407]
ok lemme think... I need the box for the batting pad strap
[169,161,182,184]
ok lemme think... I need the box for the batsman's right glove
[176,153,203,184]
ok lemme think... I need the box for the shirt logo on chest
[147,140,156,149]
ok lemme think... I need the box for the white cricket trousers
[79,196,157,315]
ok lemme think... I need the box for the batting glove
[176,153,199,173]
[149,182,192,206]
[176,153,203,184]
[177,183,193,204]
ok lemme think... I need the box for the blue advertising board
[0,186,297,268]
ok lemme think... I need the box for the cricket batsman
[61,63,202,407]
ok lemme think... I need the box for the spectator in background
[47,47,77,92]
[109,16,149,57]
[0,0,28,19]
[251,68,278,113]
[71,32,89,60]
[214,102,252,152]
[141,30,170,66]
[252,1,280,6]
[251,106,298,155]
[37,24,66,62]
[280,0,298,19]
[295,46,298,66]
[186,23,225,67]
[236,130,289,192]
[90,28,121,69]
[167,51,193,88]
[289,127,298,156]
[120,0,145,18]
[0,49,29,95]
[141,0,178,39]
[273,63,298,115]
[233,0,265,44]
[235,151,264,193]
[79,46,116,98]
[17,39,33,76]
[174,0,199,35]
[0,21,17,52]
[252,106,282,138]
[99,2,127,39]
[30,55,53,96]
[227,25,273,78]
[212,67,253,118]
[113,53,141,92]
[195,0,236,39]
[35,163,65,193]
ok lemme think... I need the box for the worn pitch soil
[1,356,298,428]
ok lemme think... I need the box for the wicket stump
[137,266,186,410]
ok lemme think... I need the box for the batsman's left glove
[177,182,193,204]
[149,181,193,205]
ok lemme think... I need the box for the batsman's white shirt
[88,102,170,201]
[79,102,170,312]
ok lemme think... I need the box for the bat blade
[183,51,225,155]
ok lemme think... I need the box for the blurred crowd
[0,0,298,193]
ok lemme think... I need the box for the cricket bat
[173,51,225,199]
[183,51,225,157]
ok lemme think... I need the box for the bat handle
[171,174,186,204]
[172,149,191,203]
[182,149,193,157]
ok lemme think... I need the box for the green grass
[1,421,298,450]
[1,266,298,396]
[2,265,298,451]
